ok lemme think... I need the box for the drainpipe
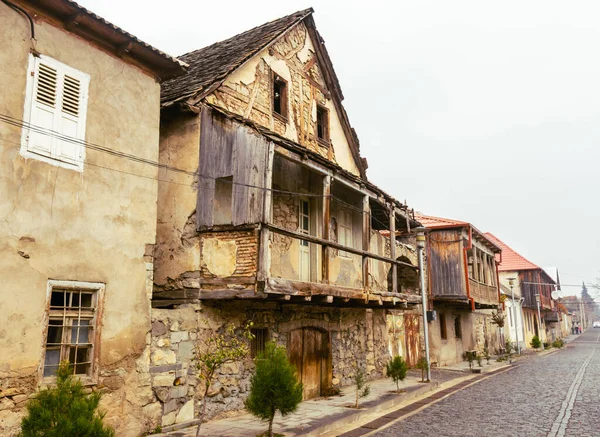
[415,227,431,382]
[462,227,475,311]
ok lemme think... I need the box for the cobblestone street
[373,330,600,437]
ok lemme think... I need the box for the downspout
[462,226,475,311]
[495,253,503,311]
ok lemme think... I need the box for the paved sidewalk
[157,369,460,437]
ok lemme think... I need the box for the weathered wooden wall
[197,108,270,228]
[428,230,465,298]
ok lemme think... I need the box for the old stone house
[152,8,425,428]
[0,1,184,435]
[416,215,502,366]
[485,233,558,346]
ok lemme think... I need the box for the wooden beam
[199,276,255,285]
[362,195,370,289]
[116,41,133,58]
[64,12,81,31]
[389,203,397,293]
[198,289,261,299]
[257,142,275,282]
[322,175,331,284]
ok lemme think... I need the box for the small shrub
[543,342,551,349]
[245,342,303,437]
[20,362,114,437]
[530,335,542,349]
[476,354,482,367]
[352,364,370,408]
[553,339,565,349]
[386,356,408,393]
[416,356,429,382]
[483,347,491,364]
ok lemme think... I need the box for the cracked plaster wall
[0,9,162,436]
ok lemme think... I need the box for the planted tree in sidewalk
[195,323,252,437]
[352,363,371,408]
[416,356,429,382]
[530,335,542,349]
[245,342,303,437]
[20,361,114,437]
[386,356,408,393]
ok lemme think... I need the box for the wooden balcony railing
[468,279,499,306]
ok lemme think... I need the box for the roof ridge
[176,8,314,60]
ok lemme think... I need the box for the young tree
[352,363,370,408]
[195,323,252,436]
[416,356,429,382]
[20,362,114,437]
[386,356,408,393]
[245,342,303,437]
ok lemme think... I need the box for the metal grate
[251,328,268,358]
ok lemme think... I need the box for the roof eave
[17,0,186,81]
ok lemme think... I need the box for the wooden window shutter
[23,55,89,169]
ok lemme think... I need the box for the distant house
[0,1,184,435]
[485,233,558,346]
[153,8,424,427]
[417,215,502,366]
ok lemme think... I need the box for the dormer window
[272,74,287,119]
[316,104,329,143]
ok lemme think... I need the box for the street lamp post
[535,293,544,350]
[508,277,520,354]
[415,227,431,382]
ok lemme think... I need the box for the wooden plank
[302,329,322,399]
[197,289,261,299]
[289,329,304,391]
[199,277,256,285]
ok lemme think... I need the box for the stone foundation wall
[148,302,406,426]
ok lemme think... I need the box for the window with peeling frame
[272,74,288,119]
[316,104,329,143]
[42,281,104,382]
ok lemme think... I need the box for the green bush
[530,335,542,349]
[416,356,429,382]
[386,356,408,393]
[552,339,565,349]
[20,362,114,437]
[245,342,303,437]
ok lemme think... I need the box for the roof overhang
[13,0,186,81]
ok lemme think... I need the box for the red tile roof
[414,214,468,229]
[416,214,501,252]
[484,233,540,272]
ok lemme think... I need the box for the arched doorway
[288,327,331,399]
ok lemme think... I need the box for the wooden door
[404,314,420,367]
[289,328,329,399]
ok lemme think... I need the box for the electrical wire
[1,0,35,40]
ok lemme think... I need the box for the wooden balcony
[468,279,499,307]
[540,294,553,310]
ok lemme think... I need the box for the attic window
[273,74,287,119]
[316,104,329,143]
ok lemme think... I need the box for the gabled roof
[160,8,367,178]
[20,0,186,80]
[161,9,313,105]
[484,233,540,272]
[415,214,501,252]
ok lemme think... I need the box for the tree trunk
[196,381,211,437]
[268,414,274,437]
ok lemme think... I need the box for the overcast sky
[79,0,600,296]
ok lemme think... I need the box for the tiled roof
[414,214,469,229]
[484,233,540,272]
[161,8,313,105]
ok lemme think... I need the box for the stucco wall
[205,22,361,176]
[0,8,161,436]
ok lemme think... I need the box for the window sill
[273,112,288,123]
[20,148,83,172]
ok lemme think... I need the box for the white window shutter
[57,73,88,163]
[28,60,58,156]
[22,54,89,170]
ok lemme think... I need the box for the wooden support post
[471,244,478,283]
[362,195,370,289]
[257,143,275,282]
[322,175,331,284]
[389,204,397,293]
